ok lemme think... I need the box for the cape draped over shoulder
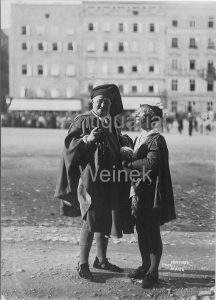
[130,133,176,226]
[155,134,176,225]
[54,111,134,236]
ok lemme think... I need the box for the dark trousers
[136,208,162,273]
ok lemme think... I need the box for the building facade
[1,29,9,112]
[9,1,216,113]
[165,2,216,113]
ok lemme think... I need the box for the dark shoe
[142,272,158,289]
[76,262,93,281]
[127,265,150,279]
[93,256,124,273]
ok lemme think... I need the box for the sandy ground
[1,126,215,300]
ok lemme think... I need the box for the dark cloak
[54,111,134,236]
[156,135,176,224]
[128,133,176,226]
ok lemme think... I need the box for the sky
[1,0,216,29]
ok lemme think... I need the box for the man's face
[92,95,111,117]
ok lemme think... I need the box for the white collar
[141,128,159,137]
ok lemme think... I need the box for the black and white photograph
[1,0,215,299]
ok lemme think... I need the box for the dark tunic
[54,111,133,237]
[129,133,176,226]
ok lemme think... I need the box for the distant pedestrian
[196,114,204,134]
[165,116,173,133]
[50,112,57,128]
[176,112,184,134]
[11,112,16,127]
[188,113,193,136]
[194,116,198,132]
[37,113,47,128]
[188,102,192,113]
[20,112,26,127]
[1,114,6,126]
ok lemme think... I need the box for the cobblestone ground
[1,127,215,300]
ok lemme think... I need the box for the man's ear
[89,101,93,110]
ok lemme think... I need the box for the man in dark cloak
[54,84,133,281]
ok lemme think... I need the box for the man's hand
[87,127,102,143]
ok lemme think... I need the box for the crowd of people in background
[176,109,215,136]
[1,111,79,129]
[1,109,215,135]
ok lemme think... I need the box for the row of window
[20,17,215,37]
[21,41,77,52]
[170,60,214,70]
[21,64,75,76]
[87,22,160,33]
[172,17,214,28]
[20,87,75,98]
[20,26,74,36]
[88,81,214,93]
[20,40,153,53]
[88,39,215,52]
[20,84,160,98]
[21,61,215,76]
[89,63,160,75]
[171,101,214,112]
[20,39,215,54]
[19,80,215,98]
[171,38,215,49]
[20,23,160,35]
[171,79,214,92]
[94,84,159,94]
[21,21,216,40]
[20,63,161,76]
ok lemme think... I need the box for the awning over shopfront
[8,98,82,111]
[122,97,161,110]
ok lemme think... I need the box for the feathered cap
[139,102,164,118]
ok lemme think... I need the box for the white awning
[8,98,82,111]
[122,97,161,110]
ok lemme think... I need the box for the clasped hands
[120,147,134,169]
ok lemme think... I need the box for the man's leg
[94,232,108,264]
[93,232,124,272]
[79,223,94,265]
